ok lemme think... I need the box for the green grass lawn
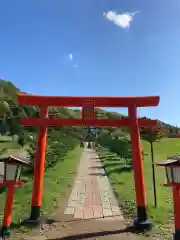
[0,140,20,156]
[0,146,82,238]
[97,138,180,239]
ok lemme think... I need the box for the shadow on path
[47,226,143,240]
[89,172,106,176]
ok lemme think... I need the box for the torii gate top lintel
[18,94,160,127]
[18,94,160,108]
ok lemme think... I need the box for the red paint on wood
[173,187,180,230]
[20,117,158,127]
[129,105,146,208]
[18,94,159,107]
[3,185,14,227]
[1,180,24,229]
[32,106,48,207]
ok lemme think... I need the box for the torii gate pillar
[30,106,48,222]
[129,105,151,229]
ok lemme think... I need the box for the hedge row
[26,130,80,173]
[45,132,79,169]
[98,134,132,165]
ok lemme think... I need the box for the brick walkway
[24,148,152,240]
[64,148,124,220]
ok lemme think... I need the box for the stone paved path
[22,148,152,240]
[64,148,124,220]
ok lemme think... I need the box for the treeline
[25,130,79,174]
[0,79,180,141]
[0,79,81,174]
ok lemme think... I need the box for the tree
[7,118,21,137]
[0,119,7,137]
[18,134,26,148]
[140,121,163,208]
[111,128,128,138]
[0,89,10,118]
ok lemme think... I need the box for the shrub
[18,134,26,147]
[98,133,132,165]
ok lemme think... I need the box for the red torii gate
[18,94,160,229]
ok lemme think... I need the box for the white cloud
[68,53,73,61]
[67,53,78,69]
[103,11,139,29]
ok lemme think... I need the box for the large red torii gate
[18,94,160,229]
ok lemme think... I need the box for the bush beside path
[96,138,180,239]
[0,146,83,239]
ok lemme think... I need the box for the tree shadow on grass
[91,154,118,160]
[91,157,103,160]
[102,153,115,157]
[103,162,124,168]
[88,164,132,177]
[106,156,121,160]
[88,172,106,176]
[111,180,125,185]
[89,166,103,169]
[106,166,132,175]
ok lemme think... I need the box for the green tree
[140,121,163,145]
[0,90,10,118]
[18,134,26,148]
[7,118,21,136]
[0,119,7,137]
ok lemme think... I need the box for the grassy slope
[97,138,180,238]
[0,146,82,238]
[0,140,20,155]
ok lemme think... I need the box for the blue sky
[1,0,180,125]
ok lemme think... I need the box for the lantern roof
[157,155,180,166]
[168,155,180,161]
[0,155,29,165]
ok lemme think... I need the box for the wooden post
[173,186,180,239]
[128,105,151,229]
[30,105,48,222]
[0,180,24,238]
[0,185,14,237]
[150,141,157,208]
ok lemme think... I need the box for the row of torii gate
[18,94,159,229]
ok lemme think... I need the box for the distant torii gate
[18,94,160,229]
